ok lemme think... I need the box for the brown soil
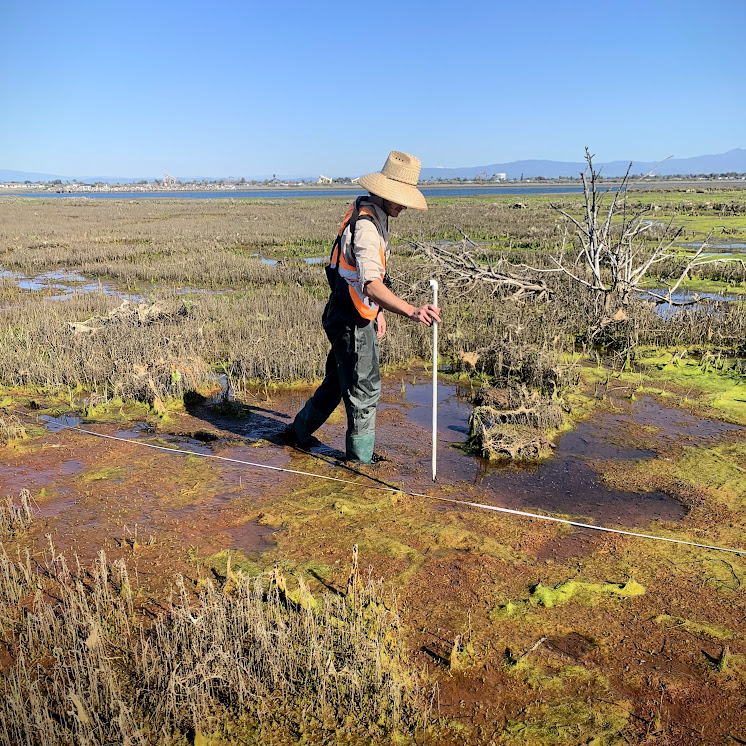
[2,374,746,744]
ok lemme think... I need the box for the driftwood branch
[417,239,551,300]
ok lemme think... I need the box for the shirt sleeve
[352,218,386,286]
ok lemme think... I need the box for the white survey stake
[429,279,438,481]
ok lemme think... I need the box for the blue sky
[1,0,744,178]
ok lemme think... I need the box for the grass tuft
[0,543,429,745]
[0,489,34,536]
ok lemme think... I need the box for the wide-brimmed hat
[357,151,427,211]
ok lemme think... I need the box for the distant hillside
[3,149,745,184]
[0,169,66,182]
[420,149,746,180]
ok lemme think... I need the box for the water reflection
[393,380,742,526]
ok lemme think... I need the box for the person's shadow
[185,394,403,492]
[185,393,347,458]
[185,395,287,439]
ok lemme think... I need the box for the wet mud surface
[4,374,743,565]
[3,372,746,744]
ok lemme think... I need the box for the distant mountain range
[419,149,746,180]
[2,149,745,184]
[0,169,152,184]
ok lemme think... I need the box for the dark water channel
[390,380,742,527]
[19,376,743,539]
[647,288,744,319]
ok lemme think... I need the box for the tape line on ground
[70,427,745,557]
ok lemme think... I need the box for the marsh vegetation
[2,187,746,744]
[1,188,745,407]
[0,531,427,745]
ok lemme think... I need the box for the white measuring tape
[72,427,745,556]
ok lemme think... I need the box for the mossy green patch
[668,213,746,236]
[501,696,630,746]
[489,600,522,621]
[530,579,645,608]
[80,465,126,483]
[332,501,356,516]
[629,349,746,425]
[491,579,645,622]
[81,397,154,422]
[359,536,419,562]
[198,548,263,578]
[654,614,742,641]
[272,557,335,582]
[256,512,285,529]
[674,277,746,295]
[675,441,746,510]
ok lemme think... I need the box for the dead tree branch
[419,149,743,342]
[417,239,552,300]
[542,149,745,336]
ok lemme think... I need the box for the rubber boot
[289,399,329,446]
[346,432,376,464]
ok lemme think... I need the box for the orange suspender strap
[329,198,382,269]
[328,199,386,321]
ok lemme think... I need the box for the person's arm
[364,278,440,327]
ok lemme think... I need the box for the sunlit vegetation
[2,190,746,744]
[0,541,428,745]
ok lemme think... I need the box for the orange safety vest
[327,198,387,322]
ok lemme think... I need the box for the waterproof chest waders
[289,198,388,464]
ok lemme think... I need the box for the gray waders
[289,197,386,464]
[289,300,381,463]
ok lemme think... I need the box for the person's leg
[340,322,381,463]
[288,345,342,444]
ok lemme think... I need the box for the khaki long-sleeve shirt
[338,198,390,287]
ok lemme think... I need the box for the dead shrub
[469,386,562,461]
[469,416,552,461]
[470,342,580,398]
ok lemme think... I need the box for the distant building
[317,175,332,184]
[494,173,507,181]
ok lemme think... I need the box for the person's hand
[410,304,440,326]
[376,312,387,339]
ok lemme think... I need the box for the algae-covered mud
[4,369,746,744]
[2,191,746,744]
[5,374,729,567]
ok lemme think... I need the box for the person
[285,151,440,464]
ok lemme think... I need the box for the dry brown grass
[0,490,33,537]
[0,542,429,745]
[0,410,27,444]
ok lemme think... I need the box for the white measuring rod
[430,279,438,481]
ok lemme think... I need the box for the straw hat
[357,151,427,211]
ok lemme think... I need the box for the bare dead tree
[547,148,745,337]
[423,147,744,341]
